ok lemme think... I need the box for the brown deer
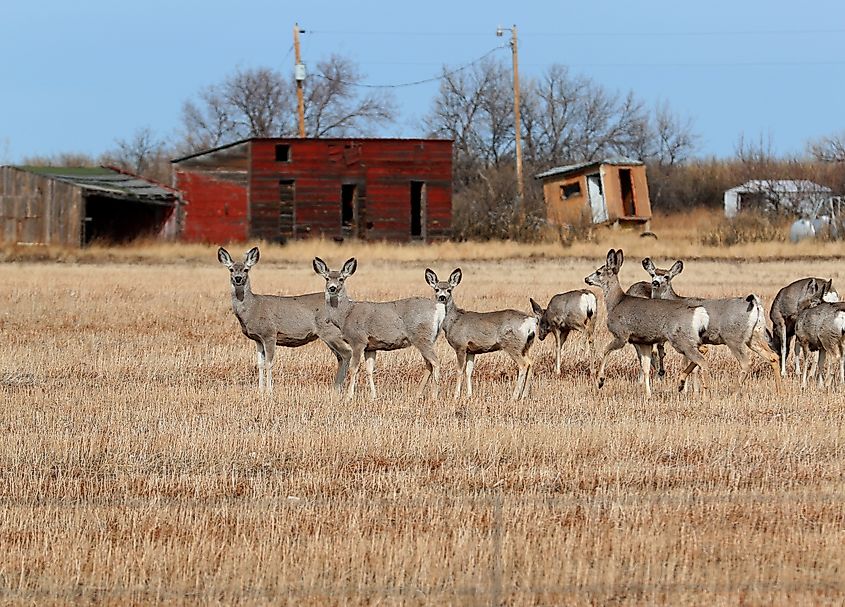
[529,290,597,375]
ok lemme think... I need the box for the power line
[312,45,507,89]
[307,27,845,38]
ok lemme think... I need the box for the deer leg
[345,345,365,401]
[800,343,811,389]
[777,324,788,377]
[655,342,666,379]
[634,343,653,398]
[598,337,628,389]
[793,333,803,379]
[263,340,276,395]
[727,343,752,395]
[465,353,476,398]
[817,349,827,388]
[553,328,562,375]
[557,329,571,375]
[415,343,440,400]
[453,349,466,400]
[323,333,352,393]
[508,352,532,401]
[364,351,377,399]
[585,318,596,376]
[749,334,783,394]
[254,341,266,393]
[676,342,708,394]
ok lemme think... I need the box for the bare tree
[177,58,395,155]
[808,131,845,163]
[101,127,168,180]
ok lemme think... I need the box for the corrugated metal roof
[725,179,832,194]
[535,157,643,180]
[13,166,178,203]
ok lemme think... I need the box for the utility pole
[293,23,306,137]
[498,24,525,225]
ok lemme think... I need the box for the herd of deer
[217,247,845,400]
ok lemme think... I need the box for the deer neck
[603,274,626,311]
[326,288,352,326]
[442,297,463,334]
[230,280,254,319]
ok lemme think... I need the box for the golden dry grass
[1,249,845,605]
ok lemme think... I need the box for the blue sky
[1,0,843,163]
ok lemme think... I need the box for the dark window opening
[410,181,424,239]
[275,144,291,162]
[619,168,636,216]
[561,182,582,200]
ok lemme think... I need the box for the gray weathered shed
[0,166,180,246]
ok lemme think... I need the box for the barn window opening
[619,168,636,215]
[275,144,291,162]
[410,181,425,239]
[560,182,582,200]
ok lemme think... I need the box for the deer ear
[669,260,684,278]
[530,298,544,317]
[606,249,616,269]
[642,258,656,275]
[425,268,438,288]
[449,268,462,287]
[218,247,233,268]
[342,257,357,277]
[244,247,260,269]
[313,257,329,278]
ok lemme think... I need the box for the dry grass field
[1,241,844,605]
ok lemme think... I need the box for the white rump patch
[581,292,597,318]
[692,307,709,335]
[432,302,446,341]
[520,317,538,339]
[824,290,840,303]
[835,311,845,335]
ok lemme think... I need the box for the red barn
[171,137,453,243]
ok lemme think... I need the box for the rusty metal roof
[535,157,643,180]
[13,165,178,204]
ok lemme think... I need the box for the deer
[770,277,839,378]
[217,247,352,394]
[793,279,845,388]
[312,257,443,401]
[528,290,597,375]
[585,249,710,398]
[642,257,782,394]
[425,268,540,401]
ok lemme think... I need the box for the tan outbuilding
[536,158,652,230]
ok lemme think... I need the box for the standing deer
[642,257,782,393]
[217,247,352,394]
[585,249,710,398]
[426,268,540,401]
[312,257,443,400]
[794,279,845,388]
[529,290,597,375]
[770,277,839,377]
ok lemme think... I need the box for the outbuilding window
[275,144,291,162]
[560,182,582,200]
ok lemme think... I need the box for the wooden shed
[171,137,453,243]
[0,166,180,246]
[535,158,652,230]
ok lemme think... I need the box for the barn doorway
[619,169,636,216]
[410,181,426,239]
[279,180,295,241]
[341,184,359,239]
[586,174,607,223]
[83,195,172,244]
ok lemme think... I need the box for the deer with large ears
[794,278,845,388]
[425,268,541,401]
[585,249,710,397]
[313,257,443,401]
[217,247,352,394]
[528,290,597,375]
[641,257,782,394]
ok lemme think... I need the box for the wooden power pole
[499,25,525,225]
[293,23,306,137]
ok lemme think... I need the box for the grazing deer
[770,277,839,377]
[585,249,710,398]
[642,257,782,394]
[529,290,597,374]
[426,268,540,401]
[217,247,352,394]
[794,279,845,388]
[312,257,443,401]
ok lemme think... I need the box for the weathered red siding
[172,138,452,243]
[175,170,249,243]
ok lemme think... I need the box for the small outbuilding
[723,179,833,218]
[535,158,652,229]
[171,137,453,243]
[0,165,180,246]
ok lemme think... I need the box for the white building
[723,179,832,218]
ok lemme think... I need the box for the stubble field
[1,243,844,605]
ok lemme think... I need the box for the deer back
[544,290,597,328]
[342,296,440,350]
[247,292,325,346]
[446,308,537,354]
[609,296,707,345]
